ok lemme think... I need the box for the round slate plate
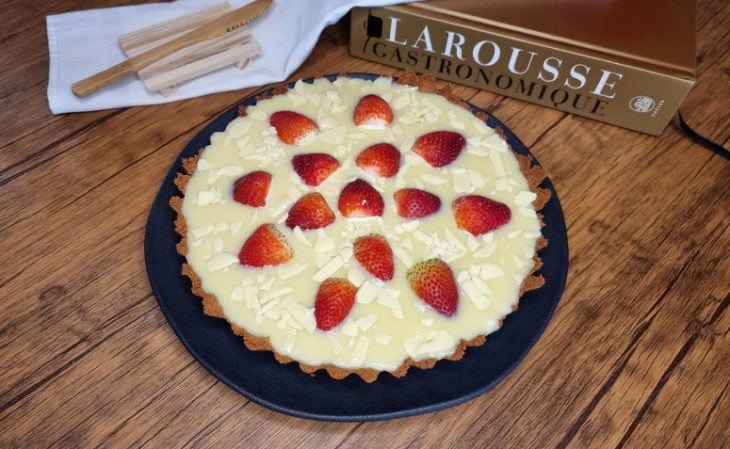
[145,73,568,422]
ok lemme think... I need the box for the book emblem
[630,96,656,113]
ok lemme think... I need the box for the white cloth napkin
[47,0,416,114]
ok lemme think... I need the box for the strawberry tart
[170,73,549,382]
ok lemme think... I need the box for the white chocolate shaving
[374,334,392,345]
[515,191,537,206]
[415,331,456,357]
[489,149,506,176]
[519,207,538,218]
[230,286,244,302]
[216,165,244,178]
[312,256,344,282]
[463,279,490,310]
[474,242,497,259]
[452,169,472,193]
[315,230,335,254]
[420,173,449,185]
[191,224,215,239]
[479,264,505,279]
[376,289,403,319]
[356,281,378,304]
[196,158,215,171]
[286,302,316,334]
[347,266,366,287]
[512,255,529,268]
[196,188,221,206]
[355,314,377,331]
[351,336,370,365]
[292,227,311,246]
[278,263,307,280]
[341,321,359,337]
[207,253,238,272]
[393,246,413,267]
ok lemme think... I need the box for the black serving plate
[144,73,568,421]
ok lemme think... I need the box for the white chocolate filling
[181,77,541,372]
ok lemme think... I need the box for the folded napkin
[47,0,416,114]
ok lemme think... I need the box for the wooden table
[1,1,728,448]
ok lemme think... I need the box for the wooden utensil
[71,0,272,98]
[117,3,261,97]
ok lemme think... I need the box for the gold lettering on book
[378,15,621,115]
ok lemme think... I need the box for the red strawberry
[285,192,335,230]
[238,224,294,267]
[452,195,511,236]
[355,143,401,178]
[232,171,271,207]
[353,235,394,281]
[337,179,384,218]
[291,153,340,186]
[269,111,319,145]
[413,131,466,167]
[353,94,393,128]
[393,188,441,219]
[314,278,358,331]
[406,259,459,317]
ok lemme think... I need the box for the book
[349,1,696,135]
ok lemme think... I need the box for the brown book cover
[349,0,696,135]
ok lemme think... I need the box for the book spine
[350,7,694,135]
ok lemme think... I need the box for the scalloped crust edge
[169,71,551,383]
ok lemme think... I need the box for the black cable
[677,112,729,160]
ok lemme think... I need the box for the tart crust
[170,72,550,383]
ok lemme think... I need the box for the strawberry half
[291,153,340,186]
[393,188,441,219]
[269,111,319,145]
[353,234,394,281]
[353,94,393,128]
[232,171,271,207]
[337,179,384,218]
[239,224,294,267]
[356,143,401,178]
[452,195,511,236]
[285,192,335,230]
[413,131,466,167]
[406,259,459,317]
[314,278,358,331]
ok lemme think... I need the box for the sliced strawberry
[238,224,294,268]
[285,192,335,230]
[314,278,358,331]
[291,153,340,186]
[232,171,271,207]
[269,111,319,145]
[353,234,394,281]
[356,143,401,178]
[406,259,459,317]
[353,94,393,128]
[337,179,384,218]
[393,188,441,219]
[413,131,466,167]
[452,195,511,236]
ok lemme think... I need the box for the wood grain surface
[1,1,728,448]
